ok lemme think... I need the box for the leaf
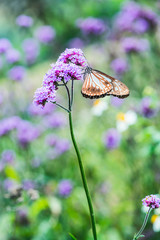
[69,233,77,240]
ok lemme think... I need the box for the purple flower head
[55,138,70,155]
[45,134,57,147]
[58,179,73,198]
[142,195,160,209]
[141,97,157,118]
[110,96,125,107]
[8,66,26,81]
[122,37,149,53]
[33,86,56,107]
[17,120,40,147]
[5,48,21,64]
[22,180,35,190]
[104,128,121,150]
[57,48,87,67]
[132,18,149,34]
[35,25,56,44]
[68,38,84,49]
[16,15,33,28]
[3,178,19,191]
[1,149,15,165]
[77,17,106,35]
[43,62,82,90]
[45,112,66,128]
[140,8,158,28]
[111,58,128,75]
[0,38,11,54]
[0,116,20,136]
[29,102,55,116]
[22,38,39,64]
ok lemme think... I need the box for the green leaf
[69,233,77,240]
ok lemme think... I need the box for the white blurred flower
[49,197,62,216]
[91,99,108,116]
[116,110,137,132]
[141,205,149,213]
[152,216,160,232]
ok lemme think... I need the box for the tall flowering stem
[34,48,97,239]
[68,111,97,240]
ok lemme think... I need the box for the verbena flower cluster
[34,48,87,107]
[142,195,160,209]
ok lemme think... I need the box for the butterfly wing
[107,79,130,98]
[81,70,113,99]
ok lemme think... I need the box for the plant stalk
[68,111,97,240]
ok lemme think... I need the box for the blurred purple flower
[111,58,128,75]
[141,97,157,118]
[35,25,56,44]
[16,15,33,28]
[0,116,20,136]
[140,8,158,28]
[8,66,26,81]
[17,120,40,147]
[46,112,66,128]
[1,149,15,165]
[104,128,121,150]
[121,37,149,53]
[55,138,70,155]
[57,48,87,67]
[34,86,56,107]
[58,179,73,198]
[6,48,21,64]
[22,38,39,64]
[16,208,29,225]
[132,18,149,34]
[77,17,106,35]
[68,38,84,49]
[0,38,11,54]
[110,96,125,107]
[28,102,55,116]
[22,180,35,190]
[45,134,57,147]
[142,195,160,209]
[3,178,18,191]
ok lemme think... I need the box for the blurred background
[0,0,160,239]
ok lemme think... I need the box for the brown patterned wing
[81,70,113,99]
[107,79,130,98]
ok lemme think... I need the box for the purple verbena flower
[132,18,149,34]
[16,15,33,28]
[22,38,39,64]
[111,58,128,75]
[33,86,56,107]
[0,38,11,54]
[141,97,157,118]
[1,149,15,165]
[45,134,57,147]
[17,120,40,147]
[35,25,56,44]
[142,195,160,209]
[77,17,106,35]
[104,128,121,150]
[140,8,158,28]
[3,178,19,191]
[5,48,21,64]
[0,116,20,136]
[110,96,125,107]
[8,66,26,81]
[58,179,73,198]
[57,48,87,67]
[121,37,149,53]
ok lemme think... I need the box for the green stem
[133,208,152,240]
[68,111,97,240]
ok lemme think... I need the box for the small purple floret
[6,49,21,63]
[111,58,128,75]
[104,128,121,150]
[8,66,26,81]
[0,38,11,54]
[142,195,160,209]
[77,17,106,35]
[58,179,73,198]
[35,25,56,44]
[16,15,33,27]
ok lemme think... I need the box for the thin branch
[55,102,70,113]
[71,80,74,109]
[63,80,71,111]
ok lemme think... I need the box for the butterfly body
[81,66,130,99]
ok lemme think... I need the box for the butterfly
[81,66,130,99]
